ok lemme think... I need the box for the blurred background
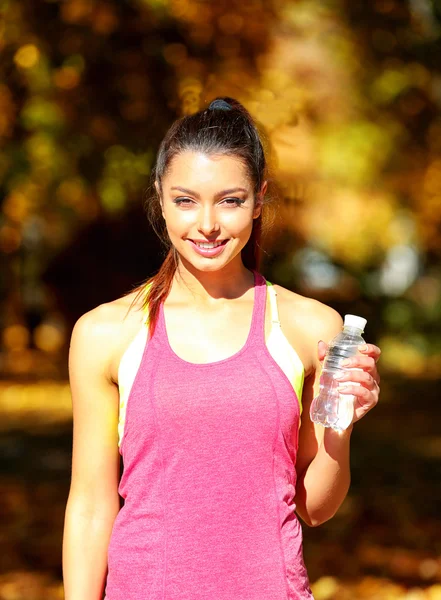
[0,0,440,598]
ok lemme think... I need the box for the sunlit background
[1,0,441,598]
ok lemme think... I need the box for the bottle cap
[344,314,367,331]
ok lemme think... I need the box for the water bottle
[310,314,367,432]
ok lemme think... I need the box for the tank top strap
[147,271,267,349]
[248,269,269,347]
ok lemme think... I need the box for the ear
[253,180,267,219]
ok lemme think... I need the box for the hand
[317,341,381,424]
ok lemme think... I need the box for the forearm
[62,496,120,600]
[295,425,353,527]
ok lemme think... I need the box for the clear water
[310,325,365,432]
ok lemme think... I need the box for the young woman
[62,97,380,600]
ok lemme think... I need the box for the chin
[187,259,230,273]
[178,252,240,274]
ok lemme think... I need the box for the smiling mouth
[189,240,228,249]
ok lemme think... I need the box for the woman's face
[156,151,266,273]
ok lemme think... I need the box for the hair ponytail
[142,247,177,335]
[127,96,268,337]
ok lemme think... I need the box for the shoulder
[272,283,343,331]
[270,283,343,371]
[69,290,145,381]
[70,298,130,346]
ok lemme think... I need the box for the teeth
[194,241,224,248]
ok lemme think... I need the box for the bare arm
[294,308,352,527]
[62,308,122,600]
[294,305,380,527]
[295,375,353,527]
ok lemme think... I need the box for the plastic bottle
[310,314,367,432]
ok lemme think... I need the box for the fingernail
[358,345,368,352]
[341,359,351,367]
[334,372,345,380]
[338,385,351,392]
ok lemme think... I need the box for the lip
[187,239,228,257]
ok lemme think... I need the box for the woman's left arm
[294,309,381,527]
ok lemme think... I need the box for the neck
[171,257,255,304]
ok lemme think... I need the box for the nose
[198,204,219,236]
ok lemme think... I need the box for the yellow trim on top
[265,280,305,411]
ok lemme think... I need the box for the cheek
[163,208,193,232]
[221,209,254,232]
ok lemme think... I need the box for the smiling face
[155,151,266,274]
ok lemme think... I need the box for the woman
[62,97,380,600]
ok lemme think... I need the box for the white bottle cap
[344,314,367,331]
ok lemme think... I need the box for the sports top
[105,271,313,599]
[117,280,305,449]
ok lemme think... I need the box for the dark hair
[129,96,270,336]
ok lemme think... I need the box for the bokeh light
[1,0,441,598]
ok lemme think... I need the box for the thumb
[317,340,328,362]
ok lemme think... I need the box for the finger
[337,384,377,404]
[317,340,328,362]
[358,343,381,363]
[333,369,374,387]
[341,355,377,373]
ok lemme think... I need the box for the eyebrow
[170,186,249,198]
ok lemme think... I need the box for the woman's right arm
[62,307,122,600]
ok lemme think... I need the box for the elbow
[303,517,320,528]
[305,514,333,528]
[65,490,121,523]
[300,515,327,528]
[297,506,338,528]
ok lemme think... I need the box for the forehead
[163,151,251,188]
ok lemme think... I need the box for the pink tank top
[104,270,313,600]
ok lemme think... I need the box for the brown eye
[174,198,194,206]
[222,198,244,206]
